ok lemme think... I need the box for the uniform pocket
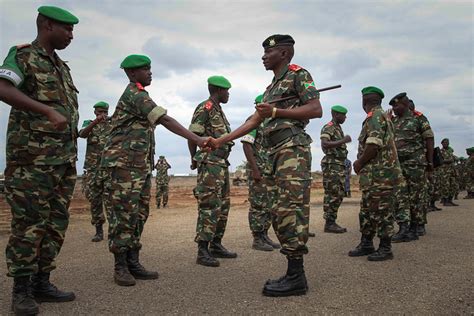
[34,73,61,102]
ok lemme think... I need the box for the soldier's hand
[190,160,197,170]
[46,109,68,130]
[96,114,106,123]
[207,137,223,150]
[353,160,363,174]
[343,135,352,143]
[426,171,433,182]
[197,136,211,150]
[253,169,262,182]
[255,103,273,118]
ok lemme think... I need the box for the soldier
[241,94,280,252]
[320,105,351,233]
[389,93,434,241]
[0,6,79,315]
[209,34,323,296]
[79,101,112,242]
[154,155,171,208]
[464,147,474,199]
[348,86,402,261]
[101,54,208,286]
[439,139,458,206]
[188,75,237,267]
[344,158,352,197]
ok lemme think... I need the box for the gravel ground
[0,196,473,315]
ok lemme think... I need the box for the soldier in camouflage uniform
[439,139,459,206]
[389,93,434,241]
[210,34,323,297]
[320,105,351,233]
[241,94,280,252]
[349,86,402,262]
[0,6,79,315]
[464,147,474,199]
[101,54,208,286]
[457,157,467,196]
[188,75,237,267]
[344,159,352,197]
[79,101,112,242]
[154,155,171,208]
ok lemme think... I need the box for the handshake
[196,137,224,152]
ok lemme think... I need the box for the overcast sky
[1,0,473,175]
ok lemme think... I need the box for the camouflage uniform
[154,158,171,207]
[466,156,474,195]
[357,105,401,239]
[261,63,320,258]
[344,159,352,196]
[81,118,112,226]
[101,82,167,254]
[320,119,348,222]
[439,148,457,200]
[0,41,79,277]
[189,98,233,242]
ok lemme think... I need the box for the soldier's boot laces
[367,237,394,261]
[209,238,238,258]
[262,231,281,249]
[31,272,75,302]
[113,253,136,286]
[91,224,104,242]
[127,249,159,280]
[252,233,273,251]
[348,234,375,256]
[196,241,220,267]
[262,258,308,297]
[417,224,426,236]
[392,223,411,243]
[324,220,347,234]
[406,223,419,241]
[11,276,39,316]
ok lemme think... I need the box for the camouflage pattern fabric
[456,160,466,191]
[393,178,410,224]
[439,148,457,199]
[466,156,474,193]
[155,159,171,206]
[87,169,108,225]
[344,159,352,194]
[359,189,395,238]
[82,119,112,170]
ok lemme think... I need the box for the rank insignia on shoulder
[16,43,31,49]
[413,110,423,116]
[204,101,213,111]
[288,64,302,72]
[367,111,373,118]
[136,82,145,90]
[327,121,333,126]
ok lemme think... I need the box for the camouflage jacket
[440,148,455,166]
[189,98,234,167]
[357,105,402,190]
[392,109,433,165]
[320,119,348,165]
[262,64,320,153]
[241,123,270,174]
[466,157,474,180]
[0,40,79,166]
[100,82,167,172]
[81,118,112,170]
[155,159,171,184]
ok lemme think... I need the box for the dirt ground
[0,177,473,315]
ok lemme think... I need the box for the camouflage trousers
[247,170,272,235]
[267,145,311,259]
[4,163,76,277]
[394,178,410,224]
[439,164,456,199]
[86,168,108,226]
[321,163,345,222]
[394,163,427,225]
[155,183,169,207]
[194,163,230,242]
[359,188,395,238]
[104,167,151,254]
[430,168,442,201]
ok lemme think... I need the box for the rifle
[267,84,342,104]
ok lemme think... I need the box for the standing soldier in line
[188,75,237,267]
[348,86,402,261]
[79,101,112,242]
[101,54,208,286]
[344,158,352,197]
[464,147,474,199]
[439,138,458,206]
[241,94,280,252]
[389,93,434,241]
[320,105,351,233]
[0,6,79,315]
[209,34,323,296]
[154,155,171,209]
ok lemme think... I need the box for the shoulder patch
[327,121,333,126]
[288,64,302,72]
[204,101,213,111]
[16,43,31,49]
[367,111,373,118]
[135,82,145,91]
[413,110,423,116]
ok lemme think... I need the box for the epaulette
[288,64,302,72]
[16,43,31,50]
[367,111,373,118]
[136,82,145,91]
[413,110,423,117]
[204,101,213,111]
[327,121,334,126]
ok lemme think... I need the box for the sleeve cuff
[147,106,167,125]
[366,137,383,147]
[320,133,330,140]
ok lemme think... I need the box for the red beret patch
[204,101,213,111]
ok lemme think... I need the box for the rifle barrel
[267,84,341,104]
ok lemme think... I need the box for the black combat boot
[430,200,442,211]
[262,257,308,297]
[441,198,448,206]
[448,197,459,206]
[91,224,104,242]
[367,237,394,261]
[12,276,39,316]
[347,190,351,198]
[348,234,375,256]
[31,272,75,302]
[406,223,419,241]
[262,231,280,249]
[417,224,426,236]
[113,253,136,286]
[324,219,347,233]
[209,238,237,258]
[392,222,411,243]
[196,241,220,267]
[454,194,458,200]
[127,249,159,280]
[252,233,273,251]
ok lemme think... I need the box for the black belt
[268,126,303,147]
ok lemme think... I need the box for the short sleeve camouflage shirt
[320,119,348,165]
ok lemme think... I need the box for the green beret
[159,155,165,159]
[262,34,295,49]
[389,92,407,105]
[93,101,109,109]
[331,105,348,114]
[207,75,231,89]
[120,54,151,69]
[38,6,79,25]
[254,94,264,104]
[361,86,384,99]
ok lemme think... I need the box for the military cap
[120,54,151,69]
[207,75,231,89]
[361,86,384,99]
[93,101,109,109]
[38,6,79,24]
[159,155,165,159]
[262,34,295,49]
[331,105,348,114]
[442,138,449,142]
[254,94,264,104]
[389,92,408,105]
